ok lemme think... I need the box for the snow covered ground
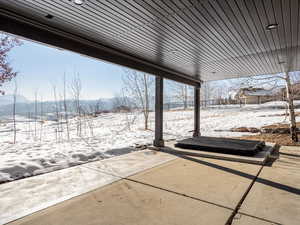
[0,101,299,183]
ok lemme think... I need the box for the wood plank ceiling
[0,0,299,83]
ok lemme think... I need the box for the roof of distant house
[236,87,277,97]
[242,89,273,96]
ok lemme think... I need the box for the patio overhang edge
[0,8,201,87]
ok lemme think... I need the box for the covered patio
[0,0,300,224]
[2,0,300,147]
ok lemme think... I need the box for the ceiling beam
[0,8,201,87]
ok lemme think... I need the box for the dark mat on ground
[175,136,265,156]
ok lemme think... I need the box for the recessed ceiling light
[168,50,178,55]
[45,14,54,19]
[74,0,84,5]
[266,23,278,30]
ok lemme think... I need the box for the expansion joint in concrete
[225,164,265,225]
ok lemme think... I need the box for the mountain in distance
[0,94,30,106]
[0,97,119,116]
[0,95,142,117]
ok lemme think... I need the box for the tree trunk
[63,74,70,141]
[144,114,148,130]
[34,91,37,139]
[13,82,17,144]
[285,72,298,142]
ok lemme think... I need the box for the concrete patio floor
[0,150,176,225]
[233,146,300,225]
[3,146,300,225]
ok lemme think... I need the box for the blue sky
[6,38,125,101]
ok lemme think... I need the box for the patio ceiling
[0,0,299,85]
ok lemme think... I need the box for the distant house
[234,87,274,104]
[279,82,300,100]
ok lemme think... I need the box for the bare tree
[81,106,95,137]
[0,33,22,95]
[26,110,31,140]
[93,98,103,116]
[58,93,64,142]
[122,69,154,130]
[87,99,103,139]
[12,79,17,143]
[70,74,82,136]
[34,90,38,140]
[39,95,44,141]
[169,81,192,110]
[63,73,70,140]
[112,94,126,112]
[52,84,60,143]
[116,90,137,131]
[200,81,219,107]
[285,72,298,142]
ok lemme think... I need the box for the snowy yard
[0,101,299,183]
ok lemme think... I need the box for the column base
[193,131,201,137]
[153,139,165,147]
